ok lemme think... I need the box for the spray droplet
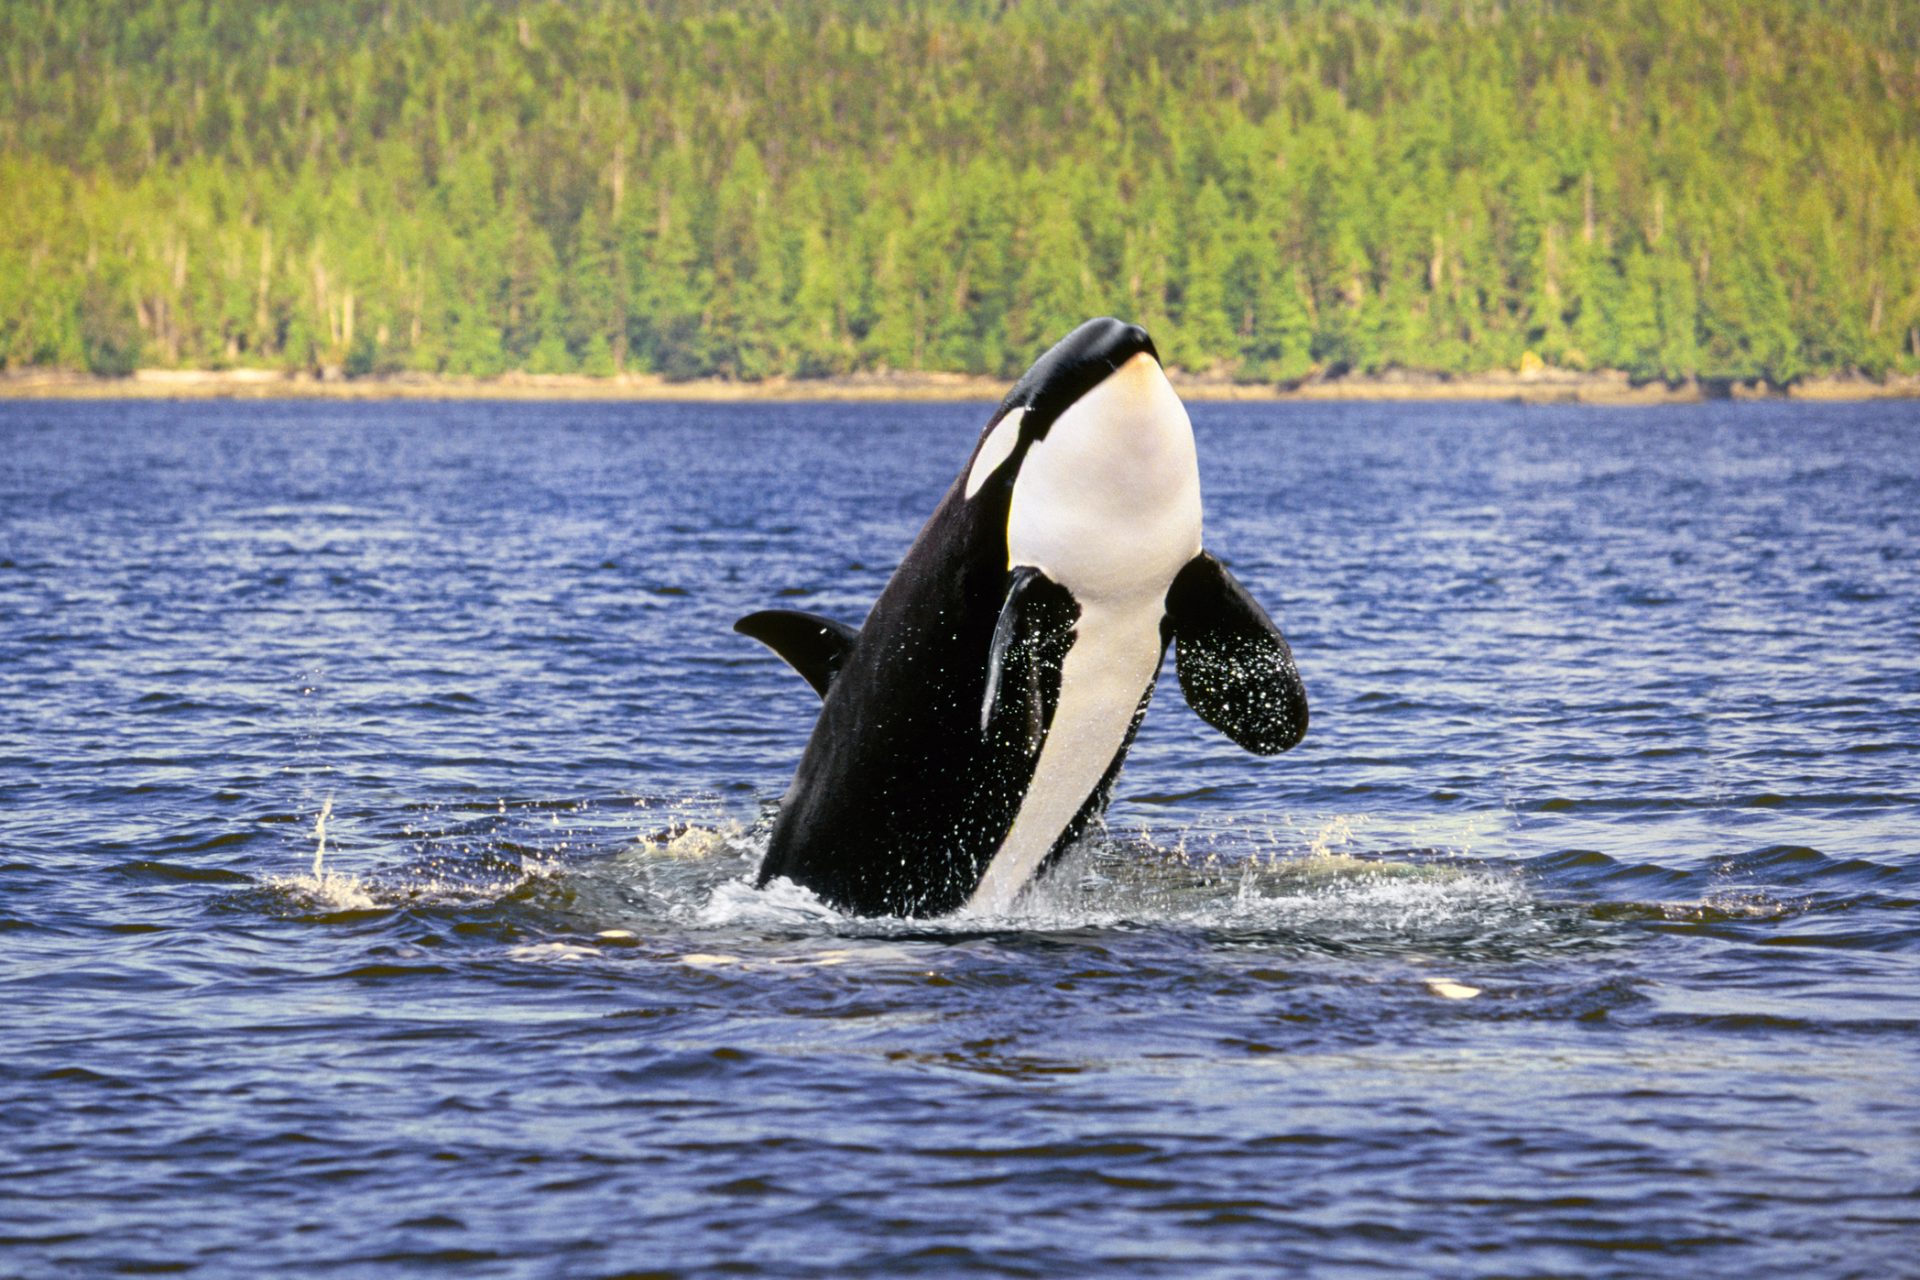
[312,796,334,878]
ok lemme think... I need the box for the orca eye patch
[991,318,1158,442]
[966,407,1028,499]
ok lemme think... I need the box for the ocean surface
[2,397,1916,1278]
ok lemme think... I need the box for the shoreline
[2,367,1916,405]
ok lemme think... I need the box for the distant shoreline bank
[4,367,1916,405]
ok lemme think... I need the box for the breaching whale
[736,318,1307,917]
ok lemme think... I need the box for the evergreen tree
[705,142,783,380]
[1652,244,1700,382]
[1613,246,1664,381]
[1244,262,1316,384]
[0,0,1912,383]
[76,273,142,377]
[1172,181,1236,373]
[569,200,620,376]
[1011,186,1095,367]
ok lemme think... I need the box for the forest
[2,0,1917,384]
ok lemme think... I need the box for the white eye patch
[965,406,1027,499]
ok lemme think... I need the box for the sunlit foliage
[3,0,1916,381]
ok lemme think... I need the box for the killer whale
[736,318,1307,917]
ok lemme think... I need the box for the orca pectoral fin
[1165,552,1308,755]
[980,565,1079,754]
[981,566,1040,737]
[734,610,859,698]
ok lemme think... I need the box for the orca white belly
[966,351,1201,913]
[965,603,1164,912]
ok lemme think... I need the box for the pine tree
[2,0,1915,382]
[1613,246,1663,381]
[76,272,142,376]
[706,141,783,379]
[1011,185,1094,366]
[1244,262,1316,384]
[1173,181,1237,374]
[1652,243,1699,382]
[565,201,620,378]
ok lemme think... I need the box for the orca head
[969,318,1202,601]
[998,317,1162,439]
[965,317,1187,505]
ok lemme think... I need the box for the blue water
[2,398,1917,1278]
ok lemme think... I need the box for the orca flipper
[980,566,1079,754]
[1164,552,1308,755]
[735,610,860,698]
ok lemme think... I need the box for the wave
[227,793,1920,969]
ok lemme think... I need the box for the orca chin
[736,317,1309,919]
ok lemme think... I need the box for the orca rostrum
[736,318,1308,917]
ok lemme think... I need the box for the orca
[736,318,1307,918]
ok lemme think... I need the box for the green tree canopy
[2,0,1914,383]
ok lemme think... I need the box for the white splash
[659,823,743,860]
[698,873,840,926]
[312,795,333,878]
[997,810,1534,940]
[506,941,601,963]
[264,795,379,911]
[679,948,861,971]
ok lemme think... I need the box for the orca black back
[738,318,1307,917]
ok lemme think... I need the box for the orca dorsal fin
[735,610,860,698]
[1163,552,1308,755]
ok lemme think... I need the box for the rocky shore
[4,366,1915,404]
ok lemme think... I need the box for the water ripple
[2,399,1917,1277]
